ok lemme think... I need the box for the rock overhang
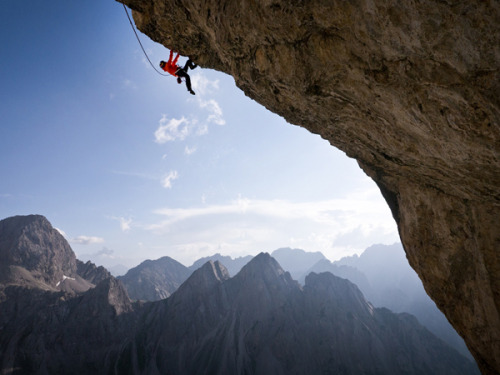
[117,1,499,373]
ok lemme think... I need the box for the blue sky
[0,1,399,271]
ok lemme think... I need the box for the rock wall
[117,1,499,373]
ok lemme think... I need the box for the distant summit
[0,215,114,294]
[270,247,326,279]
[0,215,76,283]
[118,256,191,301]
[189,252,253,276]
[0,215,91,293]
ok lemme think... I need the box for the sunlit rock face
[117,1,499,373]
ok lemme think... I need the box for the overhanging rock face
[117,1,499,373]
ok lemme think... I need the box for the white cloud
[120,218,132,232]
[192,73,225,126]
[109,216,133,232]
[162,170,179,188]
[154,116,190,143]
[198,98,225,126]
[184,146,197,155]
[118,217,132,232]
[70,235,105,245]
[153,73,225,146]
[191,73,220,97]
[93,247,114,258]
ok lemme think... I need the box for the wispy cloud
[145,188,399,261]
[162,170,179,188]
[153,73,225,145]
[184,146,197,155]
[92,247,114,257]
[150,193,387,228]
[78,247,115,262]
[70,235,105,245]
[198,98,225,126]
[119,217,132,232]
[191,73,220,97]
[192,73,226,126]
[110,216,133,232]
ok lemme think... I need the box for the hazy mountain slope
[270,247,325,280]
[189,252,253,276]
[118,256,191,301]
[307,243,471,359]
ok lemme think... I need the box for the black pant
[182,59,197,71]
[176,59,197,92]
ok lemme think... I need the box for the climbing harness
[122,4,169,77]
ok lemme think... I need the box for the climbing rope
[122,4,169,77]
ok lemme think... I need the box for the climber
[159,50,198,95]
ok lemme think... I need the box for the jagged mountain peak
[194,260,230,284]
[118,255,191,301]
[236,253,294,283]
[236,252,284,277]
[229,253,301,313]
[188,252,253,276]
[76,259,111,285]
[0,214,77,288]
[174,260,230,297]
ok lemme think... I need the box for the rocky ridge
[117,1,500,372]
[114,245,472,359]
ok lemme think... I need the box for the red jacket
[161,50,179,76]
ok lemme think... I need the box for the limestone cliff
[117,1,499,373]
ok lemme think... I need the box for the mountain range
[0,215,479,374]
[118,244,471,358]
